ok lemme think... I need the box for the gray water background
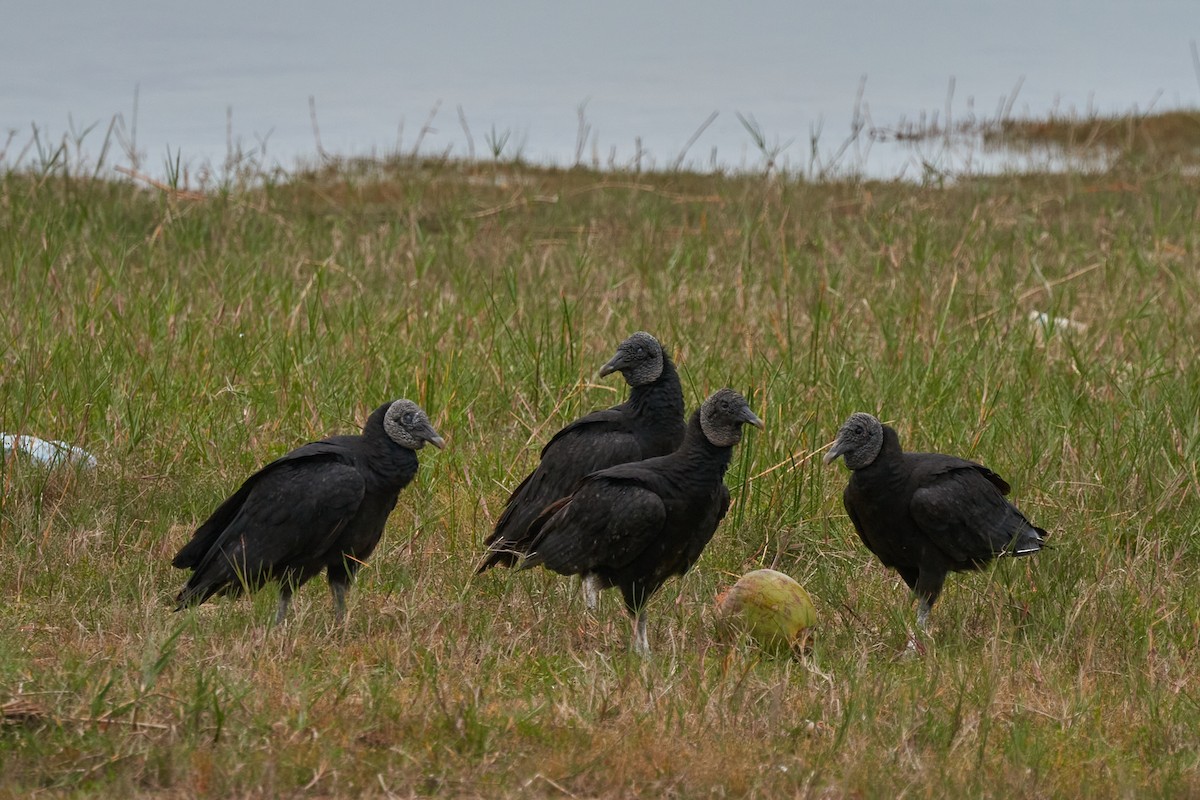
[3,1,1198,179]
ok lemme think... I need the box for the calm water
[3,1,1198,179]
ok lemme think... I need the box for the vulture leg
[826,412,1046,636]
[170,398,441,626]
[631,612,651,657]
[620,583,653,656]
[517,389,758,656]
[913,567,947,632]
[274,585,294,626]
[330,578,350,625]
[582,574,602,611]
[916,598,933,631]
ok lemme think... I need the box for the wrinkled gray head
[699,388,765,447]
[823,412,883,470]
[383,399,445,451]
[599,331,664,387]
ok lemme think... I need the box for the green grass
[1,130,1199,798]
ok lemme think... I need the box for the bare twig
[86,714,171,731]
[114,165,205,200]
[750,444,829,482]
[457,105,475,162]
[1191,40,1200,94]
[410,100,442,159]
[671,111,719,171]
[574,99,592,167]
[524,773,578,798]
[944,76,956,148]
[467,192,561,219]
[966,261,1102,326]
[1000,75,1025,123]
[468,180,723,219]
[129,84,141,171]
[562,181,720,203]
[309,95,327,161]
[1,698,47,724]
[0,128,18,165]
[821,75,869,177]
[2,698,171,731]
[838,602,874,636]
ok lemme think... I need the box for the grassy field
[2,122,1199,798]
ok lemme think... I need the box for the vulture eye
[403,412,416,425]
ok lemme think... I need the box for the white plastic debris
[1,433,97,469]
[1029,310,1088,334]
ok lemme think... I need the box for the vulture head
[824,412,883,470]
[699,388,764,447]
[384,399,445,451]
[599,331,665,387]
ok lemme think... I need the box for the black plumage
[520,388,763,654]
[824,412,1045,631]
[173,399,444,624]
[476,331,686,583]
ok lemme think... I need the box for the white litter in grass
[1,434,97,469]
[1029,310,1088,334]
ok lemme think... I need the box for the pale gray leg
[330,580,349,625]
[631,612,651,657]
[582,574,602,611]
[912,567,945,635]
[273,586,293,626]
[916,598,932,632]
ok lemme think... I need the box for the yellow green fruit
[714,569,817,656]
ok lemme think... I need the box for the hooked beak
[598,352,628,378]
[742,408,765,430]
[421,424,446,450]
[822,438,848,465]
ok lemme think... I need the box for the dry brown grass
[1,145,1199,796]
[990,110,1200,160]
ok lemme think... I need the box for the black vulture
[475,331,686,604]
[172,399,444,624]
[824,412,1045,631]
[519,388,763,655]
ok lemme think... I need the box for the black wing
[544,405,646,453]
[479,409,645,567]
[523,475,667,576]
[175,458,366,607]
[577,456,730,571]
[909,466,1038,565]
[910,452,1011,495]
[173,442,358,569]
